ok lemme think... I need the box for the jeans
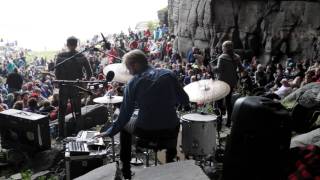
[58,86,82,138]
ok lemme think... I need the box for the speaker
[0,109,51,152]
[223,96,291,180]
[64,104,108,136]
[66,153,106,180]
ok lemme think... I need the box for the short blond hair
[123,49,148,68]
[222,41,233,53]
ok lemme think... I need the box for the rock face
[168,0,320,64]
[158,8,169,26]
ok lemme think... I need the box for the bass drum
[181,113,217,156]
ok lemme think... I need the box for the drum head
[181,113,216,122]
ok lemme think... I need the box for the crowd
[0,23,319,125]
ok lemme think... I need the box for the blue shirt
[106,67,189,136]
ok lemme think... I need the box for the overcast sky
[0,0,167,51]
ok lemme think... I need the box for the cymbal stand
[106,94,116,162]
[214,107,224,163]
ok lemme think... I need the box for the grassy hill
[25,50,57,62]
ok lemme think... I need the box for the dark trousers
[58,86,82,138]
[120,126,178,178]
[216,88,233,125]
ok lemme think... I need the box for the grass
[25,50,57,63]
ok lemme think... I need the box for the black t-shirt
[6,72,23,90]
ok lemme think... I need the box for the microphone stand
[109,93,116,162]
[52,79,106,84]
[61,84,93,95]
[94,48,123,63]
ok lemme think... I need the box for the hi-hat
[93,96,123,104]
[103,63,133,83]
[183,79,230,103]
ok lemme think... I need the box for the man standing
[6,68,23,93]
[214,41,243,127]
[55,36,92,138]
[97,49,190,179]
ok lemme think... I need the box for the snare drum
[181,113,217,156]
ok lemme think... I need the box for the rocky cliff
[168,0,320,64]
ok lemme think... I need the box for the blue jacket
[106,67,189,136]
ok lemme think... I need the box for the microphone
[101,33,111,50]
[92,47,101,52]
[106,71,115,82]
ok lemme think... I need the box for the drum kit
[92,63,231,161]
[182,79,230,159]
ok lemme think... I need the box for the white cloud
[0,0,167,50]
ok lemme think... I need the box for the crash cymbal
[183,79,230,103]
[93,96,123,104]
[103,63,133,83]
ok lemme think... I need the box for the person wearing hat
[213,41,244,127]
[55,36,93,139]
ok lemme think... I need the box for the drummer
[96,49,190,179]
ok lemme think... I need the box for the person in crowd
[255,64,267,87]
[240,70,253,95]
[290,63,306,88]
[54,36,93,139]
[21,91,29,108]
[313,67,320,82]
[0,95,8,110]
[274,78,292,99]
[13,100,24,110]
[186,47,199,64]
[6,68,23,93]
[24,98,39,113]
[5,93,15,108]
[39,100,55,115]
[96,49,190,179]
[213,41,243,127]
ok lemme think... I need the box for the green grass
[25,51,57,63]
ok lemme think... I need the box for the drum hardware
[93,94,124,162]
[182,79,231,164]
[181,113,217,157]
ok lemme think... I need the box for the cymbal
[183,79,230,103]
[103,63,133,83]
[93,96,123,104]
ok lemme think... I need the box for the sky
[0,0,167,51]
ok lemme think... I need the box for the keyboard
[66,141,90,156]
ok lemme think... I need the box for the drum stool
[135,137,177,167]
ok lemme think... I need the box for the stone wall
[168,0,320,64]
